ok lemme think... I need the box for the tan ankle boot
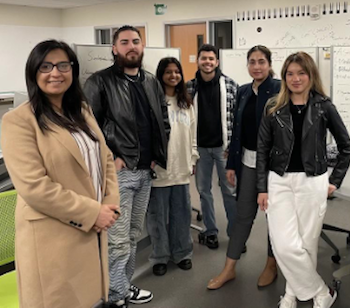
[257,256,277,288]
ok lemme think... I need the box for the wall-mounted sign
[189,55,196,63]
[154,4,167,15]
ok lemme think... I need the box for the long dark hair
[247,45,274,77]
[25,40,97,140]
[156,57,192,109]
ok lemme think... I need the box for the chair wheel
[332,279,341,291]
[331,254,341,264]
[198,233,205,244]
[196,213,202,221]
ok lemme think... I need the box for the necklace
[294,103,307,114]
[124,71,140,83]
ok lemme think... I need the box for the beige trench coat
[1,102,119,308]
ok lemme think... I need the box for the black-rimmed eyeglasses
[38,61,74,73]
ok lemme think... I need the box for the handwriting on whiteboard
[87,51,112,62]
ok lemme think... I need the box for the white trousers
[267,171,329,301]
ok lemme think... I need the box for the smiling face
[162,63,182,89]
[197,51,219,75]
[36,48,72,103]
[286,62,311,96]
[247,50,271,82]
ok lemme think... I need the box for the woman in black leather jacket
[257,52,350,308]
[207,46,280,290]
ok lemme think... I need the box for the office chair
[320,224,350,264]
[321,194,350,291]
[191,207,203,233]
[332,263,350,291]
[192,207,202,222]
[0,190,19,308]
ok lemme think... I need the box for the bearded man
[84,25,170,308]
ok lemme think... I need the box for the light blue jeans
[195,147,237,236]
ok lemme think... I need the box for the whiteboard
[143,47,181,77]
[74,44,181,86]
[220,47,318,86]
[332,46,350,132]
[235,14,350,49]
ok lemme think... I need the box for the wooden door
[169,23,207,82]
[136,27,147,46]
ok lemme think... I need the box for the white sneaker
[114,298,128,308]
[278,295,297,308]
[129,284,153,304]
[313,288,337,308]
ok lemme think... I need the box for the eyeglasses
[38,61,73,73]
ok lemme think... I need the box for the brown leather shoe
[257,257,277,288]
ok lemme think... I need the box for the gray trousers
[108,169,152,302]
[227,164,273,260]
[147,184,193,265]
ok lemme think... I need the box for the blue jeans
[195,147,237,236]
[147,184,193,265]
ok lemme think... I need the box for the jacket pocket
[23,205,48,221]
[270,147,283,165]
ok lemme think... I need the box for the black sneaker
[109,298,129,308]
[177,259,192,270]
[206,234,219,249]
[153,263,167,276]
[129,285,153,304]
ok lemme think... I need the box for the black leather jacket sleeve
[84,74,122,159]
[325,102,350,188]
[84,75,106,129]
[256,105,273,193]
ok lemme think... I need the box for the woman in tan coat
[1,40,120,308]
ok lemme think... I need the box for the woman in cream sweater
[147,57,199,276]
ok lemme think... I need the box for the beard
[116,51,144,69]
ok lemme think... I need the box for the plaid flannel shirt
[186,73,238,150]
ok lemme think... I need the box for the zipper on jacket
[285,113,294,171]
[276,115,284,128]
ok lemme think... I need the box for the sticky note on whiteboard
[324,51,331,59]
[189,55,196,63]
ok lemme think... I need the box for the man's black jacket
[84,64,170,170]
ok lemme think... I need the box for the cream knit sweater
[153,95,199,187]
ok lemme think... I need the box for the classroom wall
[0,4,61,27]
[0,4,62,92]
[0,0,343,91]
[61,0,324,47]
